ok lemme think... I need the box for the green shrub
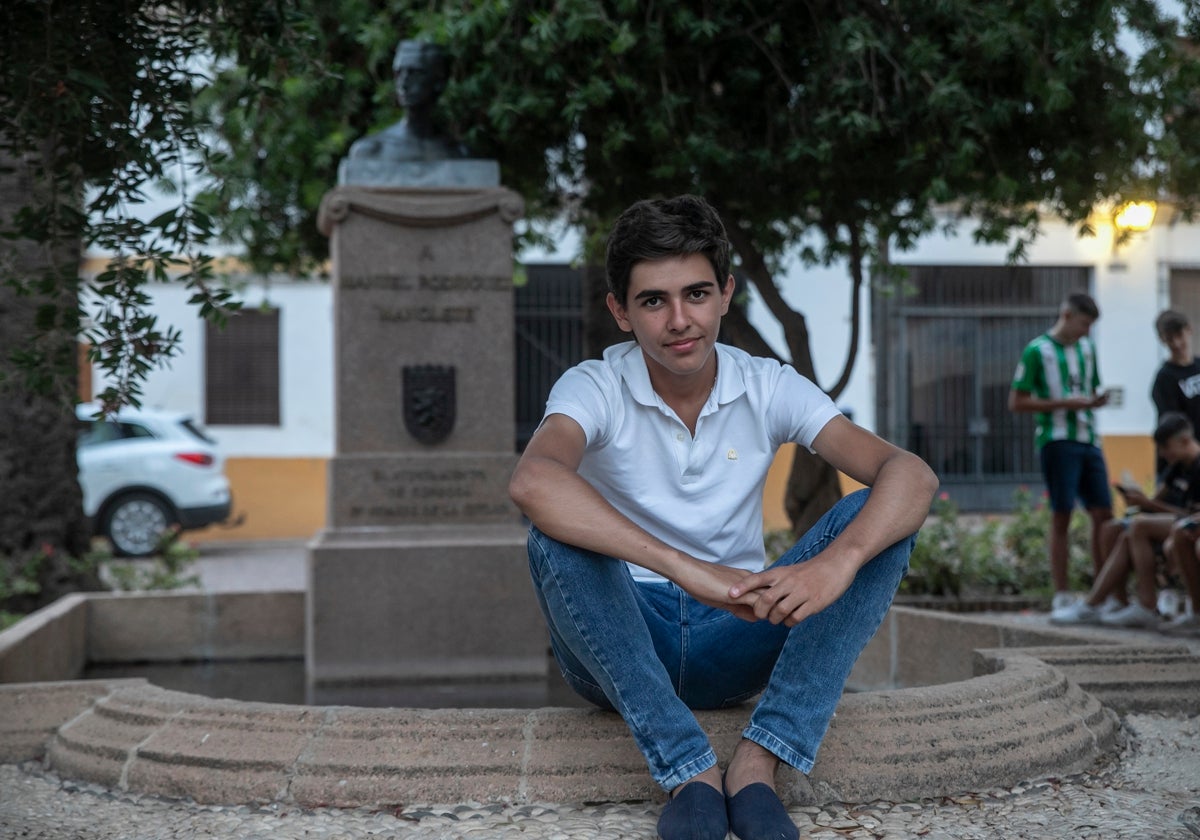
[1,529,199,631]
[904,494,967,596]
[906,487,1094,599]
[764,486,1096,601]
[0,548,49,631]
[99,527,201,592]
[1001,486,1094,596]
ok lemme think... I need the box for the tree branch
[823,222,865,402]
[723,219,818,381]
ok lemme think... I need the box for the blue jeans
[526,488,913,790]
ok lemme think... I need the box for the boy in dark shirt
[1052,412,1200,627]
[1152,310,1200,472]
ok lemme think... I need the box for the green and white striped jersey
[1011,333,1101,449]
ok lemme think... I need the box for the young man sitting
[1051,412,1200,628]
[1162,513,1200,635]
[509,195,938,840]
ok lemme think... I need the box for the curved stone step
[38,647,1118,807]
[794,650,1117,804]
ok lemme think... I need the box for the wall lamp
[1113,200,1157,233]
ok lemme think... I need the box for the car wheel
[102,492,173,557]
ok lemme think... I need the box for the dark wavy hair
[1156,309,1190,339]
[1064,292,1100,320]
[1154,411,1194,447]
[605,195,732,304]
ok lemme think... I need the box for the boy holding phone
[1009,293,1113,612]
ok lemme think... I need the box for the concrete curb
[1000,643,1200,715]
[792,649,1118,804]
[2,644,1124,808]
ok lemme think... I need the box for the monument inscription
[340,273,511,327]
[340,274,512,292]
[329,453,517,528]
[345,464,511,522]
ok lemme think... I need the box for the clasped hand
[682,553,858,627]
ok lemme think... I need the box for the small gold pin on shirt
[727,449,738,460]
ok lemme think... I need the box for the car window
[78,421,121,448]
[77,420,156,448]
[180,418,216,444]
[119,422,154,439]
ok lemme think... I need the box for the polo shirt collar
[613,341,748,408]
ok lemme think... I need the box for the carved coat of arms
[402,365,456,445]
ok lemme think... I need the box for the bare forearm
[1143,498,1185,516]
[824,451,938,571]
[509,456,698,581]
[1009,391,1104,413]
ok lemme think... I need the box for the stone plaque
[329,453,517,528]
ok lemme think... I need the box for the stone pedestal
[308,187,547,699]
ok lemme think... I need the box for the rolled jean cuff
[658,749,719,791]
[742,725,815,774]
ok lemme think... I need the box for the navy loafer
[724,781,799,840]
[657,781,729,840]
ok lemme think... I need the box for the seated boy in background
[1163,514,1200,635]
[1052,412,1200,628]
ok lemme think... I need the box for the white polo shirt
[543,341,840,583]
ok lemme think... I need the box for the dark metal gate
[514,263,585,451]
[875,265,1091,511]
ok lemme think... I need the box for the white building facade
[83,205,1181,540]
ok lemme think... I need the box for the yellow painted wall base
[762,443,797,533]
[1102,434,1157,516]
[187,457,327,544]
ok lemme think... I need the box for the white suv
[76,403,233,557]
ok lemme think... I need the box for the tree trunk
[723,297,847,536]
[583,260,625,358]
[0,146,102,619]
[720,216,849,537]
[784,447,845,536]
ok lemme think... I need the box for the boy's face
[1160,326,1193,364]
[1160,432,1195,465]
[1059,309,1096,344]
[606,253,734,386]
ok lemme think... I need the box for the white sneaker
[1050,599,1102,625]
[1099,602,1160,628]
[1159,613,1200,637]
[1051,591,1078,612]
[1098,595,1127,616]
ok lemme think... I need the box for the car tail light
[174,452,214,467]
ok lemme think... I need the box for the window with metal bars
[205,308,281,425]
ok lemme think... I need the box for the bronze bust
[347,40,468,163]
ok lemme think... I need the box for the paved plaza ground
[2,540,1198,839]
[2,711,1197,838]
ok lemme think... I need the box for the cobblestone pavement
[2,714,1197,840]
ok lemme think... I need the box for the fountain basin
[2,590,1198,807]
